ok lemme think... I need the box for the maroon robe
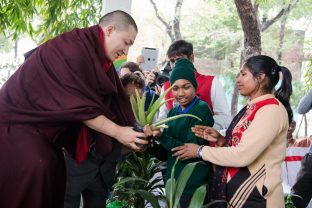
[0,25,134,208]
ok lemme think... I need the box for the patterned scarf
[210,106,247,208]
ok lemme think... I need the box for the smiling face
[102,25,137,62]
[236,65,265,100]
[171,79,196,110]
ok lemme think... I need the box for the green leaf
[165,178,176,208]
[151,124,168,130]
[147,93,156,114]
[146,84,175,123]
[138,91,147,125]
[151,114,202,129]
[132,189,160,208]
[189,185,207,208]
[130,95,139,123]
[173,161,204,207]
[113,177,148,188]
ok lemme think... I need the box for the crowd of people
[0,10,311,208]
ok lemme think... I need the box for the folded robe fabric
[0,25,135,160]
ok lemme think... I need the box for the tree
[149,0,183,42]
[0,0,101,43]
[232,0,261,115]
[230,0,301,115]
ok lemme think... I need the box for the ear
[189,54,195,63]
[257,73,266,83]
[103,25,115,37]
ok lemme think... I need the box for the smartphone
[140,47,159,71]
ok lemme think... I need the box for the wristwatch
[197,145,204,159]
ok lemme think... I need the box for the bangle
[197,145,205,159]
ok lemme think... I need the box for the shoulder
[193,100,213,117]
[254,99,288,126]
[197,100,210,109]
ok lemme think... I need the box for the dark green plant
[107,152,164,208]
[284,194,296,208]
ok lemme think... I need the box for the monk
[0,10,150,208]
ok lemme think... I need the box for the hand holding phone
[139,47,159,71]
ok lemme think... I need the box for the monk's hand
[192,125,223,143]
[116,126,148,151]
[172,143,199,160]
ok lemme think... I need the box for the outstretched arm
[84,115,148,151]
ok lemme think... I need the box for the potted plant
[166,159,227,208]
[107,152,164,208]
[130,85,202,147]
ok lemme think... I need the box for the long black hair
[244,55,293,123]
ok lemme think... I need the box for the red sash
[228,98,279,178]
[75,26,113,164]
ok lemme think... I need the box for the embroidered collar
[177,96,199,114]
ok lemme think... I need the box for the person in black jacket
[291,89,312,208]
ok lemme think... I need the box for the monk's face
[103,25,137,61]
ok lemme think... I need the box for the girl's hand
[172,143,199,160]
[192,125,224,145]
[143,124,162,137]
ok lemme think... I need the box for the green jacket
[159,99,214,195]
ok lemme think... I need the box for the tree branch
[173,0,183,40]
[261,0,299,32]
[149,0,175,42]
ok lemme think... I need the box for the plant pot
[133,122,154,150]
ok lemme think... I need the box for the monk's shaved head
[99,10,138,32]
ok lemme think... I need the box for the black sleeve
[291,151,312,208]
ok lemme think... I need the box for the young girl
[155,58,214,208]
[172,55,293,208]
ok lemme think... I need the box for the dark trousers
[291,147,312,208]
[64,152,115,208]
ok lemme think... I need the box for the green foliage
[0,0,101,42]
[284,194,297,208]
[166,159,208,208]
[184,1,241,61]
[107,152,164,208]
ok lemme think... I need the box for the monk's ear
[103,25,115,36]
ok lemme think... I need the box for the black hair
[99,10,138,32]
[120,73,144,90]
[120,61,142,73]
[167,40,193,59]
[244,55,293,123]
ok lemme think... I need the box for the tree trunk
[277,10,288,64]
[173,0,183,40]
[14,38,18,59]
[150,0,183,42]
[232,0,261,116]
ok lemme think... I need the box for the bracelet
[197,145,205,159]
